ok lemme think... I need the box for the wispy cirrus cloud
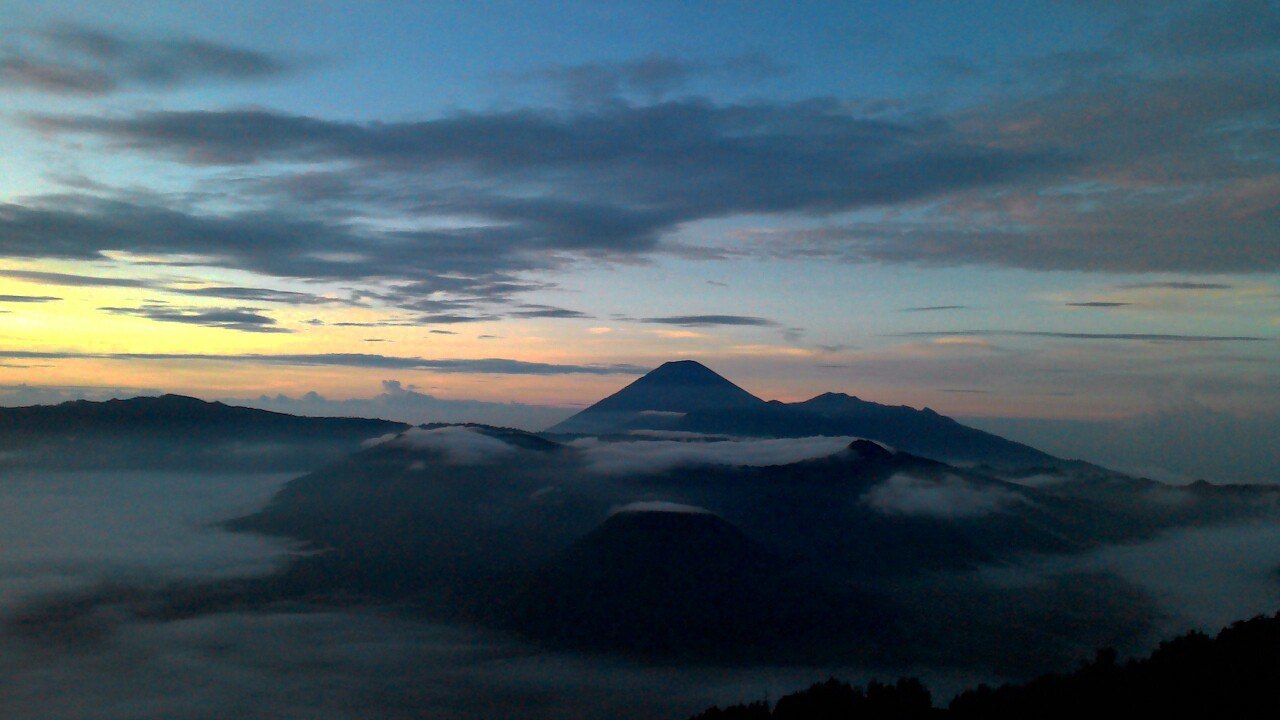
[1,23,294,96]
[0,294,60,303]
[640,315,778,327]
[173,285,353,306]
[0,269,350,307]
[900,305,967,312]
[0,268,156,288]
[99,303,291,333]
[509,304,591,319]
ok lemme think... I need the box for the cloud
[1118,282,1234,291]
[0,269,347,308]
[331,319,422,327]
[1,24,293,96]
[515,53,788,103]
[4,4,1275,310]
[34,102,1049,208]
[640,315,778,327]
[0,469,764,720]
[0,349,644,376]
[900,305,967,312]
[0,294,59,303]
[569,436,855,475]
[984,520,1280,631]
[895,330,1270,343]
[99,303,291,333]
[1140,0,1280,58]
[0,463,1273,719]
[12,97,1052,305]
[1065,302,1132,308]
[0,197,571,305]
[0,269,155,288]
[510,304,591,319]
[965,402,1280,484]
[518,55,702,102]
[389,426,517,465]
[863,473,1027,519]
[172,285,350,305]
[728,35,1280,275]
[418,313,502,324]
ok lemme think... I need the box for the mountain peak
[546,360,763,434]
[647,359,718,376]
[634,359,748,387]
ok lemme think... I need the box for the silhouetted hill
[548,360,764,434]
[670,395,1064,469]
[0,394,407,470]
[500,506,892,660]
[684,612,1280,719]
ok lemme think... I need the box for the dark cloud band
[0,350,645,375]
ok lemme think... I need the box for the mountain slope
[546,361,1071,469]
[0,394,408,471]
[547,360,763,434]
[499,506,891,659]
[676,392,1064,468]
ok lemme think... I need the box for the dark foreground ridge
[684,612,1280,719]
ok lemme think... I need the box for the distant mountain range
[0,394,407,471]
[549,360,1072,469]
[2,361,1085,472]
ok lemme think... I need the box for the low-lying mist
[0,470,296,612]
[0,469,891,719]
[2,448,1279,719]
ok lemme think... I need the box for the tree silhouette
[684,612,1280,719]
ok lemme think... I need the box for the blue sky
[1,1,1277,479]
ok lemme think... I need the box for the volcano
[547,360,763,434]
[499,505,888,659]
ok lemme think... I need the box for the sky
[0,1,1277,477]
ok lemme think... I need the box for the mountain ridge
[0,393,408,471]
[547,361,1071,469]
